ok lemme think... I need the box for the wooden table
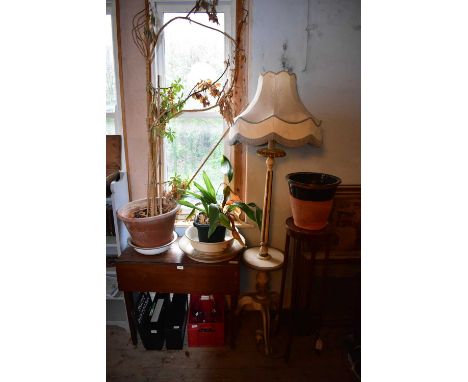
[116,240,240,348]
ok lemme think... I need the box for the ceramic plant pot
[184,226,234,253]
[286,172,341,230]
[117,198,180,248]
[193,216,227,243]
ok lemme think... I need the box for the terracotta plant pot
[117,198,180,248]
[193,216,227,243]
[286,172,341,230]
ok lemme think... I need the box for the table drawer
[116,263,239,294]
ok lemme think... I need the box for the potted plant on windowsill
[179,156,262,246]
[117,1,247,249]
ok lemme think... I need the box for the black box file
[165,294,188,350]
[136,293,170,350]
[135,292,152,324]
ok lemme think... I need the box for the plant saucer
[127,231,178,255]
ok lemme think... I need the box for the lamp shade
[228,71,322,148]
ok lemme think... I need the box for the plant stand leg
[260,302,272,355]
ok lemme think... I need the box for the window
[106,1,120,135]
[156,2,234,189]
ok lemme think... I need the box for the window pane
[106,14,117,134]
[107,115,116,135]
[165,117,224,193]
[163,13,225,110]
[163,12,226,191]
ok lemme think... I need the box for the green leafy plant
[155,78,185,143]
[179,156,262,246]
[167,173,190,202]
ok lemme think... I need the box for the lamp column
[237,140,286,355]
[257,140,286,259]
[242,140,286,274]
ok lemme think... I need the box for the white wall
[239,0,361,300]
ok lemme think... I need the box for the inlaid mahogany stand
[280,217,335,360]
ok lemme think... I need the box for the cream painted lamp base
[237,247,285,355]
[242,247,284,271]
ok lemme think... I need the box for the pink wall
[119,0,148,201]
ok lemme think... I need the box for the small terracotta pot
[117,198,180,248]
[286,172,341,230]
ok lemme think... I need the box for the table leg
[123,291,138,346]
[230,294,238,349]
[277,233,290,332]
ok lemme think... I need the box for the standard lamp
[229,70,322,354]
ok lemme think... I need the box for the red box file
[188,294,224,347]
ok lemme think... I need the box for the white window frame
[152,1,254,230]
[106,0,123,137]
[153,0,235,178]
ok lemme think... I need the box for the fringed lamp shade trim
[228,71,323,148]
[228,116,322,147]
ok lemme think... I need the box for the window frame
[154,0,236,218]
[106,0,124,137]
[154,2,235,147]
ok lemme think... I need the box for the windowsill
[174,218,256,236]
[174,219,256,229]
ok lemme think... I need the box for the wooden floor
[107,311,356,382]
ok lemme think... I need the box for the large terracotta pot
[286,172,341,230]
[117,198,180,248]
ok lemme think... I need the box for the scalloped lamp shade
[228,71,322,148]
